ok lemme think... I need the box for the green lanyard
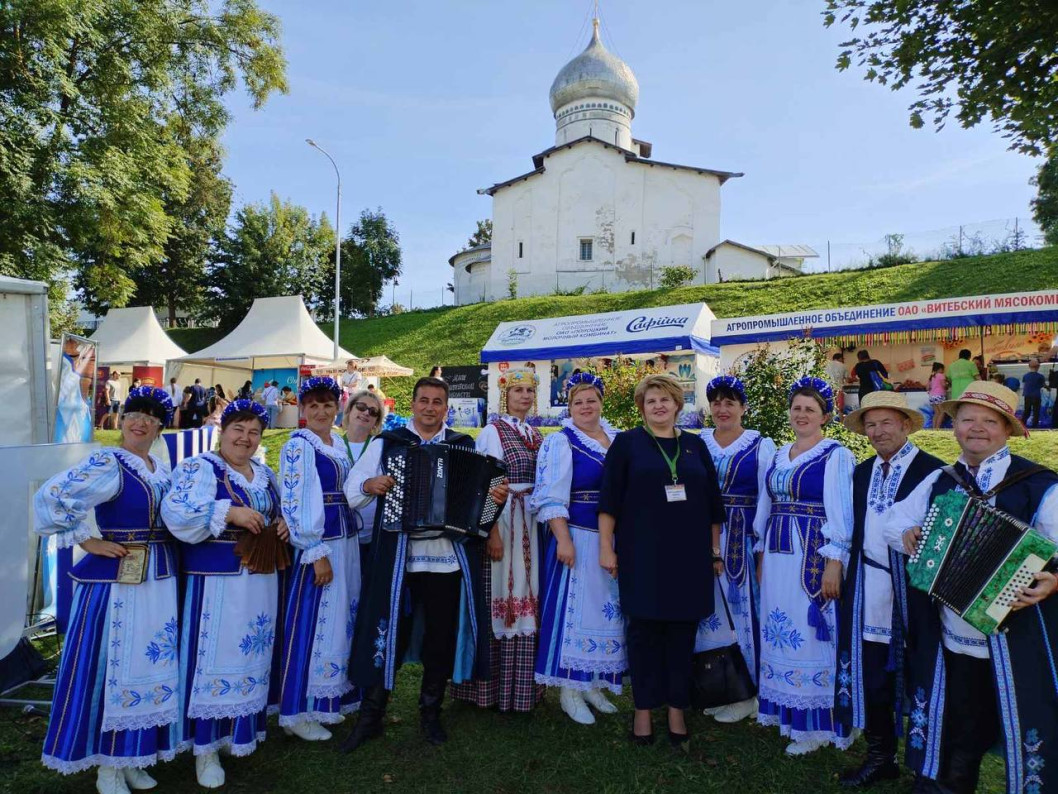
[646,426,681,484]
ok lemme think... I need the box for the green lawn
[166,247,1058,413]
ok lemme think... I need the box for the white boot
[96,767,131,794]
[122,767,158,790]
[785,736,826,756]
[583,688,618,714]
[195,751,226,789]
[702,706,722,716]
[713,696,758,724]
[283,720,333,741]
[559,688,595,725]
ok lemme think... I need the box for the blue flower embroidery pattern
[145,616,179,666]
[210,675,267,697]
[763,608,804,651]
[346,599,360,640]
[239,613,275,657]
[908,688,928,750]
[837,652,852,708]
[373,619,388,669]
[601,601,622,622]
[1024,729,1043,794]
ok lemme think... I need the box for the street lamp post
[306,139,341,361]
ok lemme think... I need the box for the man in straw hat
[884,381,1058,793]
[834,392,944,787]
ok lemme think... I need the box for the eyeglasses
[353,402,380,418]
[123,412,162,427]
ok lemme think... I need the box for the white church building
[450,18,815,305]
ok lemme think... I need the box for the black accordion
[380,443,507,539]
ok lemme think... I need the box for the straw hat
[844,390,925,435]
[937,380,1028,438]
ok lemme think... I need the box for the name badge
[665,484,687,502]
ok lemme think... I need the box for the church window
[579,239,593,261]
[518,242,524,259]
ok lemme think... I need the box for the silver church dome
[549,20,639,115]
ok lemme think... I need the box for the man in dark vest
[835,392,944,787]
[339,377,508,751]
[886,381,1058,793]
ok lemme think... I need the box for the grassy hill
[169,248,1058,408]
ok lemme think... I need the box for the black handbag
[690,583,757,709]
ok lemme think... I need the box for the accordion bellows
[380,444,507,539]
[908,490,1058,634]
[233,523,292,574]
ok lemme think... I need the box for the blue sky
[220,0,1043,308]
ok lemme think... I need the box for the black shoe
[419,685,448,746]
[667,729,690,748]
[629,716,655,746]
[839,758,900,787]
[339,684,389,754]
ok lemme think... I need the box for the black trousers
[862,640,896,754]
[395,571,463,693]
[1024,396,1042,428]
[938,649,1001,794]
[626,617,698,710]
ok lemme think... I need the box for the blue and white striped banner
[162,426,217,468]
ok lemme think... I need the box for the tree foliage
[598,358,661,430]
[1032,148,1058,247]
[0,0,287,318]
[317,208,403,319]
[659,265,696,290]
[823,0,1058,155]
[203,193,335,330]
[461,219,492,251]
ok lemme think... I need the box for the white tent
[169,295,355,394]
[89,306,187,367]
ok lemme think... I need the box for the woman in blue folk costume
[35,386,180,794]
[531,372,625,725]
[694,376,775,724]
[277,377,362,741]
[161,400,286,789]
[755,377,856,755]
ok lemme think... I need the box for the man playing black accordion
[339,377,508,752]
[885,381,1058,794]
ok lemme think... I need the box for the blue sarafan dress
[34,448,185,774]
[694,429,776,687]
[277,430,362,727]
[531,420,626,693]
[161,452,281,758]
[756,439,855,749]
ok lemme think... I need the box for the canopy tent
[169,295,355,395]
[357,355,414,377]
[89,306,186,367]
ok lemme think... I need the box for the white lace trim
[306,678,355,700]
[56,524,94,550]
[758,685,835,711]
[101,707,180,733]
[278,702,359,727]
[208,499,232,538]
[41,742,190,775]
[202,452,271,491]
[559,657,628,675]
[493,627,539,640]
[534,674,623,694]
[192,731,266,757]
[299,542,331,563]
[560,418,617,454]
[112,448,170,482]
[817,542,849,565]
[773,438,839,470]
[291,429,350,463]
[188,698,268,721]
[757,713,855,749]
[703,428,761,459]
[536,505,570,523]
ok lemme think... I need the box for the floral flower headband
[706,375,747,405]
[566,371,605,397]
[299,376,341,402]
[789,376,834,414]
[222,398,269,425]
[123,386,175,424]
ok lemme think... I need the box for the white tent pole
[307,139,342,361]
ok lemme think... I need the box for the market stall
[89,306,187,392]
[480,303,720,420]
[711,289,1058,424]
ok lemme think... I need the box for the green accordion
[907,489,1058,635]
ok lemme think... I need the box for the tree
[1032,148,1058,247]
[318,208,402,319]
[460,219,492,251]
[598,358,661,430]
[127,134,233,325]
[203,193,335,330]
[0,0,287,320]
[823,1,1058,155]
[659,265,696,290]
